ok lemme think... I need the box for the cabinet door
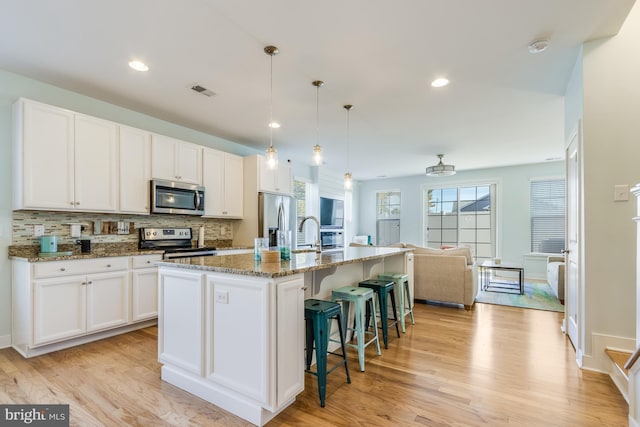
[33,276,86,345]
[74,114,118,211]
[202,148,225,216]
[151,134,178,181]
[176,142,202,184]
[207,274,269,404]
[131,267,158,321]
[158,269,204,375]
[224,153,244,217]
[259,155,292,195]
[21,100,75,210]
[276,277,305,406]
[86,271,130,332]
[119,126,151,214]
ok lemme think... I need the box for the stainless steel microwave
[151,179,205,215]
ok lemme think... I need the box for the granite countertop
[8,243,250,262]
[156,246,414,278]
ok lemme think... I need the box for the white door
[33,276,87,344]
[565,127,581,360]
[119,125,151,214]
[176,142,202,184]
[86,271,130,332]
[131,268,158,321]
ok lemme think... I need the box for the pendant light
[312,80,324,166]
[343,104,353,190]
[425,154,456,177]
[264,45,279,169]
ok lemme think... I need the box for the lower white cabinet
[131,255,161,321]
[157,267,305,424]
[12,254,161,357]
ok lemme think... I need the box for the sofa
[546,256,565,303]
[351,242,478,309]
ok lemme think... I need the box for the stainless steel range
[139,227,216,259]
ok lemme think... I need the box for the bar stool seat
[378,272,415,333]
[331,286,381,372]
[359,279,401,348]
[304,299,351,407]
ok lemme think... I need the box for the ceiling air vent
[191,84,216,97]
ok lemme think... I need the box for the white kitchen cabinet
[151,134,202,184]
[158,267,305,425]
[119,125,151,214]
[258,155,292,195]
[86,271,130,332]
[207,274,270,403]
[202,148,243,218]
[131,254,161,321]
[13,98,118,212]
[33,276,86,344]
[158,269,204,376]
[275,276,305,405]
[12,255,157,358]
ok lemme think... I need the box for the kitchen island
[156,246,413,426]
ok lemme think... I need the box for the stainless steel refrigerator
[258,192,296,248]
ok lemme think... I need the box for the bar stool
[331,286,381,372]
[304,299,351,407]
[359,279,400,349]
[378,272,415,333]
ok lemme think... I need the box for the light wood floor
[0,303,628,426]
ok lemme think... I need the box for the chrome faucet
[299,215,321,253]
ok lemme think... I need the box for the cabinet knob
[106,264,111,268]
[87,281,92,285]
[82,282,86,285]
[146,260,151,264]
[70,202,74,205]
[75,202,80,205]
[60,268,66,271]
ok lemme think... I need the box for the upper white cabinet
[202,148,243,218]
[151,134,202,184]
[14,99,117,212]
[74,114,118,211]
[119,126,151,214]
[258,156,292,195]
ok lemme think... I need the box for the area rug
[475,281,564,312]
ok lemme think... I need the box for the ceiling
[0,0,635,181]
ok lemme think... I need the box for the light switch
[215,290,229,304]
[614,184,629,201]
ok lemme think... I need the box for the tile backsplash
[12,210,235,246]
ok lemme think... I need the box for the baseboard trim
[0,334,11,349]
[582,333,635,373]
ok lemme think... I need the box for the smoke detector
[528,39,550,54]
[191,84,216,97]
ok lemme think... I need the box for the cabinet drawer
[33,257,129,278]
[132,254,162,269]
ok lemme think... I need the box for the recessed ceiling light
[528,39,549,54]
[431,78,449,88]
[128,60,149,72]
[268,122,281,129]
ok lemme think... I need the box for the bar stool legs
[360,279,401,349]
[304,299,351,407]
[378,273,415,333]
[331,286,381,372]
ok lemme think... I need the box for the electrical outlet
[215,290,229,304]
[33,224,45,237]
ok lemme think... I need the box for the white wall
[0,69,259,344]
[580,2,640,357]
[357,162,564,271]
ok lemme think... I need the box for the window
[376,191,401,245]
[424,185,495,262]
[530,179,565,253]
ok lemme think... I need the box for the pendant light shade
[343,104,353,190]
[426,154,456,177]
[264,45,279,169]
[312,80,324,166]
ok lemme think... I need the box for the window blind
[530,179,565,253]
